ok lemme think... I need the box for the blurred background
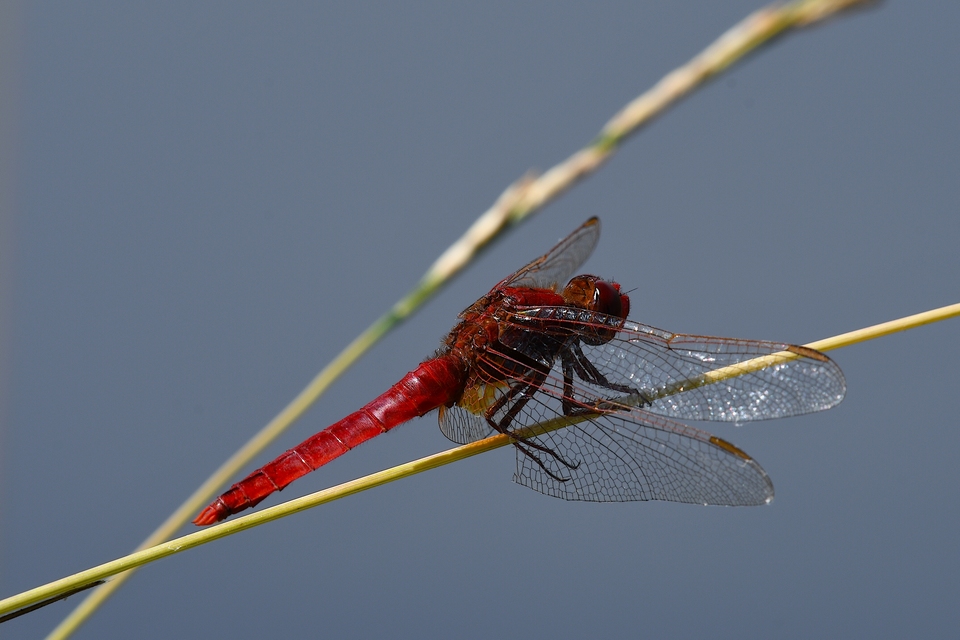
[2,2,958,638]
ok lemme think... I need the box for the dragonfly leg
[513,439,577,483]
[489,378,578,469]
[482,351,580,478]
[560,341,651,414]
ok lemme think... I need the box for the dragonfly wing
[504,218,601,292]
[515,409,774,505]
[509,310,845,422]
[635,333,845,422]
[438,404,495,444]
[474,368,775,505]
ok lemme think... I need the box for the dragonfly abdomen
[193,354,468,525]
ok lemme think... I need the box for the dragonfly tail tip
[192,506,222,526]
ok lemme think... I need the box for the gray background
[2,3,959,639]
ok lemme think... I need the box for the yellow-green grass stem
[4,300,957,621]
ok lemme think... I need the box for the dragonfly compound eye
[592,280,629,320]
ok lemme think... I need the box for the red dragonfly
[194,218,845,525]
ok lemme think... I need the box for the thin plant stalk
[41,0,876,637]
[3,300,957,620]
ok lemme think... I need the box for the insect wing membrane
[497,361,774,505]
[510,311,846,423]
[505,218,601,292]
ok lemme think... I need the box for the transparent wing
[516,407,774,505]
[510,308,846,422]
[503,217,601,292]
[472,347,774,505]
[438,403,496,445]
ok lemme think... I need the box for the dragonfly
[194,218,845,525]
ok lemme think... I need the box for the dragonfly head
[561,275,630,344]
